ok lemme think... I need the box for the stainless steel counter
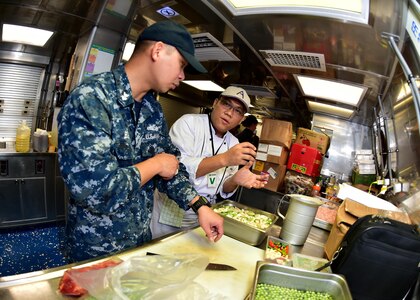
[0,225,330,300]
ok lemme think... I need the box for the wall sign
[157,6,179,18]
[406,8,420,58]
[84,44,115,78]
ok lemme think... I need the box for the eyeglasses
[219,98,245,117]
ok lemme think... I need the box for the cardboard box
[324,198,412,259]
[286,143,323,177]
[253,161,287,192]
[295,127,330,155]
[256,143,289,165]
[260,119,293,149]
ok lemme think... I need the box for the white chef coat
[171,113,239,202]
[151,114,239,238]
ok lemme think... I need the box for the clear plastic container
[15,120,31,152]
[33,128,49,152]
[265,236,292,266]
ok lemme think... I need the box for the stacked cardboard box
[286,143,323,178]
[253,119,293,192]
[284,127,329,195]
[295,127,330,155]
[260,119,293,149]
[352,149,376,185]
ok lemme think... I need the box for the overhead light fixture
[122,41,135,61]
[295,74,367,107]
[307,100,355,119]
[182,80,225,92]
[221,0,369,24]
[2,24,53,47]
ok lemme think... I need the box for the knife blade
[146,252,237,271]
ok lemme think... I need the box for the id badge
[207,173,217,188]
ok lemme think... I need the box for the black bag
[330,214,420,300]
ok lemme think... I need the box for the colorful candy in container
[15,120,31,152]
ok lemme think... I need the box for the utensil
[277,194,322,245]
[146,252,237,271]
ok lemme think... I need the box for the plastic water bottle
[15,120,31,152]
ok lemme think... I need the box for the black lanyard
[207,114,226,156]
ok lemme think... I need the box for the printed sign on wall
[84,44,115,78]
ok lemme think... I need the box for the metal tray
[249,262,352,300]
[212,200,278,246]
[313,217,333,231]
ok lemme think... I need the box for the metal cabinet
[0,153,65,228]
[0,177,47,224]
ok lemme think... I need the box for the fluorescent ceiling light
[122,41,135,61]
[2,24,53,47]
[307,100,354,119]
[182,80,225,92]
[221,0,369,24]
[295,74,367,107]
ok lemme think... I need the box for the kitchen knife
[146,252,237,271]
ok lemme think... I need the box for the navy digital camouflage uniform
[58,65,197,261]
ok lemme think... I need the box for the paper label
[258,143,269,152]
[254,161,264,172]
[256,152,268,161]
[267,144,283,156]
[267,167,278,179]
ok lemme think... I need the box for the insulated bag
[330,215,420,300]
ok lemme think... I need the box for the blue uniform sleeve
[154,114,198,210]
[58,84,141,215]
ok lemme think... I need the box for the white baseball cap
[221,86,250,113]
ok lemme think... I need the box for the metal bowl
[249,261,352,300]
[212,200,278,246]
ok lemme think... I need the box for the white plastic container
[15,120,31,152]
[33,128,49,152]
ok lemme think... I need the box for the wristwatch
[190,196,211,213]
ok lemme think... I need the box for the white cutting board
[119,228,264,299]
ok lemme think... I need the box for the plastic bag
[69,253,227,300]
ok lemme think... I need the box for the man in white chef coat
[151,86,269,238]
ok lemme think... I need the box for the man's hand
[154,153,179,180]
[232,161,269,189]
[197,206,224,242]
[222,142,257,166]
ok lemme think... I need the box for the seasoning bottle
[15,120,31,152]
[326,175,338,201]
[311,182,321,197]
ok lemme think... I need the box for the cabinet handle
[15,179,19,184]
[20,179,25,184]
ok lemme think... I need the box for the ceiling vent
[232,84,276,98]
[260,50,326,72]
[192,32,240,62]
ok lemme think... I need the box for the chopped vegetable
[255,283,333,300]
[265,238,290,265]
[213,205,273,230]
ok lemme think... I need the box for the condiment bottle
[311,182,321,197]
[326,175,338,201]
[15,120,31,153]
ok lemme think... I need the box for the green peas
[255,283,333,300]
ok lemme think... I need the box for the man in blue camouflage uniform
[58,20,224,262]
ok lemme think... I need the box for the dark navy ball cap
[138,20,207,73]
